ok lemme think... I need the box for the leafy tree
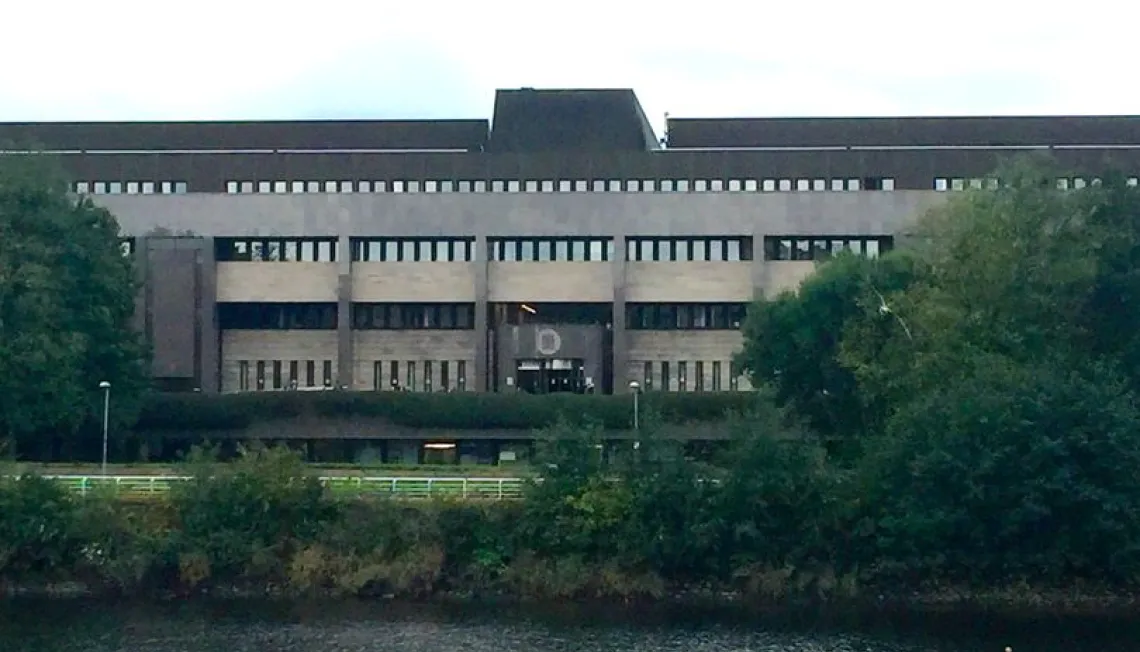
[736,251,921,441]
[859,355,1140,586]
[842,158,1140,420]
[0,155,147,456]
[840,156,1140,587]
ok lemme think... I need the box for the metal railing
[42,475,526,501]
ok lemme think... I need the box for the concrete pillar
[750,231,768,301]
[336,234,353,389]
[197,237,219,393]
[610,234,629,394]
[473,235,490,392]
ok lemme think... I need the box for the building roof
[665,115,1140,150]
[0,119,490,153]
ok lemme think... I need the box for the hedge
[133,391,759,432]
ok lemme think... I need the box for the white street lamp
[628,380,642,460]
[99,381,111,476]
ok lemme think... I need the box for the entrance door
[516,359,585,394]
[516,360,544,394]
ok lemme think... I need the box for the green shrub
[167,445,340,582]
[134,390,759,433]
[0,474,85,578]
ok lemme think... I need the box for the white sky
[2,0,1138,134]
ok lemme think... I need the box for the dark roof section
[666,116,1140,149]
[0,119,490,152]
[487,88,659,153]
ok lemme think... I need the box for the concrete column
[197,237,219,393]
[132,236,149,336]
[473,235,490,392]
[336,234,353,389]
[610,234,629,394]
[750,231,768,301]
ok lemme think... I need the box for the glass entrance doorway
[515,358,586,394]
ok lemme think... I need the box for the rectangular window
[256,361,266,391]
[373,361,384,391]
[678,361,688,392]
[588,240,604,261]
[238,361,250,392]
[712,361,722,391]
[457,360,467,391]
[406,361,417,392]
[306,361,316,387]
[694,361,704,392]
[289,361,299,388]
[322,360,333,388]
[424,361,433,393]
[661,361,671,392]
[272,360,282,390]
[729,362,739,391]
[643,361,653,391]
[570,240,586,261]
[440,360,450,391]
[389,361,399,390]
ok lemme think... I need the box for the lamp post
[628,381,641,460]
[99,381,111,476]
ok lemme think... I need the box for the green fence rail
[43,475,527,501]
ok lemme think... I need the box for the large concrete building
[5,88,1139,397]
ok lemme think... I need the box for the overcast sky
[3,0,1138,134]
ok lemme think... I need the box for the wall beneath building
[216,262,338,302]
[352,262,477,302]
[626,261,753,302]
[220,331,339,392]
[626,331,750,392]
[352,331,477,392]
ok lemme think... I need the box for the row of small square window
[935,177,1140,191]
[635,360,743,392]
[223,177,895,194]
[763,236,895,261]
[75,181,188,194]
[626,238,752,262]
[216,238,340,262]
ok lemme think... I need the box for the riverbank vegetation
[6,156,1140,612]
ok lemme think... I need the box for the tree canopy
[0,155,147,455]
[736,155,1140,583]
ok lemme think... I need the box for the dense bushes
[134,390,756,432]
[9,401,1140,604]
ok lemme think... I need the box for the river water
[0,599,1137,652]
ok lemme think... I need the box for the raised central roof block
[487,88,659,153]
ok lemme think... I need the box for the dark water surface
[1,599,1138,652]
